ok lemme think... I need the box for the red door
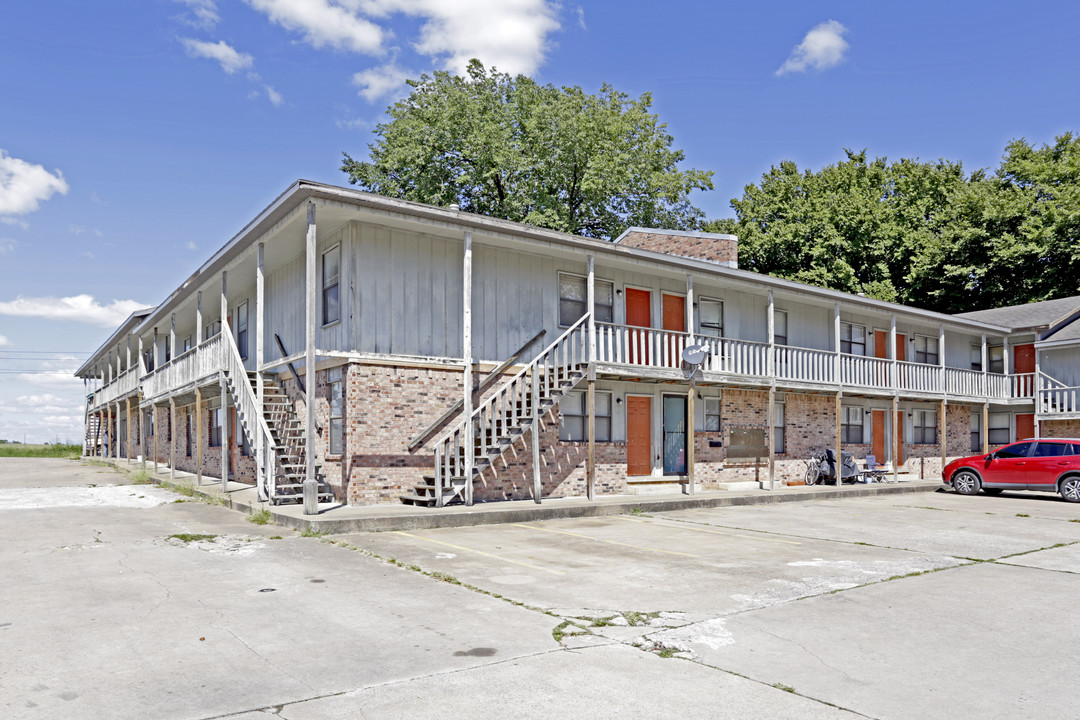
[626,288,651,365]
[1016,413,1035,441]
[627,396,652,476]
[872,410,886,464]
[661,294,685,368]
[895,410,905,467]
[1014,344,1035,396]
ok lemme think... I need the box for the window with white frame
[699,299,723,338]
[559,390,612,442]
[970,344,983,371]
[204,319,221,340]
[705,397,720,431]
[774,310,788,346]
[184,336,192,353]
[913,409,937,444]
[209,404,222,447]
[143,349,154,372]
[841,322,866,355]
[914,335,939,365]
[841,406,864,444]
[988,346,1004,374]
[988,412,1010,445]
[236,301,249,360]
[970,411,982,452]
[328,367,344,455]
[774,401,785,453]
[558,273,614,326]
[322,245,340,325]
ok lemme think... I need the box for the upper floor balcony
[593,322,1037,403]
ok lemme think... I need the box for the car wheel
[953,470,981,496]
[1060,477,1080,503]
[982,488,1003,496]
[805,464,819,486]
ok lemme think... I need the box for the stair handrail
[433,313,591,496]
[407,328,547,452]
[220,328,278,499]
[1038,370,1069,390]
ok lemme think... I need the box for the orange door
[627,396,652,476]
[1014,344,1035,374]
[1016,413,1035,441]
[896,334,907,362]
[626,288,651,365]
[872,410,886,463]
[895,410,905,467]
[662,294,685,368]
[874,331,888,359]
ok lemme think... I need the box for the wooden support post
[221,269,231,493]
[687,381,695,495]
[1033,347,1041,437]
[169,397,176,480]
[463,230,474,507]
[196,291,202,348]
[587,255,596,501]
[170,312,176,365]
[834,303,841,384]
[125,397,131,460]
[256,241,266,499]
[532,365,541,504]
[835,393,842,487]
[152,405,158,474]
[982,403,989,455]
[940,398,947,473]
[303,202,318,514]
[588,376,596,500]
[196,387,203,485]
[892,395,900,483]
[767,385,776,491]
[767,290,775,377]
[115,402,121,463]
[981,334,988,398]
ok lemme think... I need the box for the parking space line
[512,523,700,558]
[613,515,801,545]
[393,531,564,575]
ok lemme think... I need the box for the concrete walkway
[89,457,941,533]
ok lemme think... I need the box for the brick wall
[897,403,972,480]
[1040,419,1080,437]
[617,229,738,267]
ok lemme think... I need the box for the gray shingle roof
[954,295,1080,330]
[1043,317,1080,343]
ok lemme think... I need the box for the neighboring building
[75,181,1080,510]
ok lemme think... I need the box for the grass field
[0,444,82,458]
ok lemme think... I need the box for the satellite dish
[681,343,710,367]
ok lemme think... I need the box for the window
[166,411,172,442]
[970,411,982,453]
[996,441,1033,459]
[840,322,866,356]
[699,299,723,338]
[913,409,937,444]
[914,335,939,365]
[704,397,721,432]
[774,401,786,453]
[164,336,171,363]
[323,245,340,325]
[204,319,221,340]
[558,273,614,326]
[558,391,612,442]
[236,301,249,360]
[841,406,864,444]
[209,405,222,447]
[328,367,344,455]
[143,349,154,373]
[988,346,1004,374]
[1032,442,1069,458]
[185,414,192,457]
[988,412,1010,445]
[970,345,983,372]
[184,336,192,353]
[773,310,788,346]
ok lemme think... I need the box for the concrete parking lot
[2,458,1078,719]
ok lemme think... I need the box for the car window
[996,442,1034,459]
[1032,442,1069,457]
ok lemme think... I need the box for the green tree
[342,60,713,240]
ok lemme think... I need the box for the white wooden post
[303,202,318,514]
[169,397,176,480]
[532,365,541,504]
[982,403,989,455]
[196,291,203,348]
[126,336,131,372]
[686,272,695,495]
[981,333,988,398]
[768,289,776,490]
[196,387,203,485]
[170,313,176,365]
[220,270,229,492]
[767,385,775,491]
[587,255,596,500]
[463,231,474,506]
[892,395,900,482]
[256,241,266,500]
[939,324,946,394]
[1034,346,1041,436]
[890,315,899,481]
[940,398,947,471]
[767,290,775,377]
[834,303,841,385]
[1003,336,1011,376]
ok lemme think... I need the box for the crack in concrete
[225,628,317,694]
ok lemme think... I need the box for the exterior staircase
[402,314,591,507]
[83,402,101,456]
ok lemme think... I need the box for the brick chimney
[614,228,738,268]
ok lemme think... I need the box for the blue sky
[2,0,1079,443]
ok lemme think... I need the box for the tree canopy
[707,133,1080,314]
[342,60,713,240]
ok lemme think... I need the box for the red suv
[943,438,1080,502]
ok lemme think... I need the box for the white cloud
[352,63,412,102]
[576,6,586,30]
[0,150,69,219]
[0,333,8,346]
[776,20,849,76]
[245,0,385,54]
[0,295,147,327]
[185,241,197,250]
[265,84,284,106]
[175,0,220,29]
[181,38,254,74]
[0,238,14,255]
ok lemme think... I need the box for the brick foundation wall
[1040,419,1080,437]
